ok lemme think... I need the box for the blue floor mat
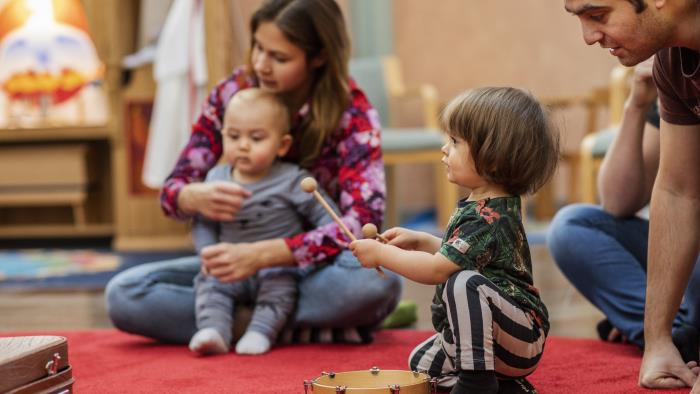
[0,250,193,290]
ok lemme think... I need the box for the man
[548,58,700,362]
[564,0,700,390]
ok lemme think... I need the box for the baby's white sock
[189,327,229,356]
[235,331,272,355]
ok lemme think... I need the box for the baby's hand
[199,253,209,275]
[349,239,382,268]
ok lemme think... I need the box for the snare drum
[304,367,437,393]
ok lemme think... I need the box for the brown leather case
[0,336,74,394]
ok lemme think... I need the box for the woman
[105,0,401,344]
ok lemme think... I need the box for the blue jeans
[105,251,402,344]
[547,204,700,347]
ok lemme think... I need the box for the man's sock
[672,324,700,363]
[450,370,498,394]
[596,319,620,342]
[235,330,272,355]
[189,327,229,356]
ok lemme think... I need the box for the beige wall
[394,1,619,100]
[390,1,621,215]
[393,0,620,149]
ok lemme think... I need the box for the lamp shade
[0,0,107,127]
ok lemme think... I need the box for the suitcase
[0,336,74,394]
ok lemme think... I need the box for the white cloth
[142,0,207,188]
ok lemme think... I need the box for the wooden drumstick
[301,177,356,241]
[362,223,389,243]
[301,177,385,278]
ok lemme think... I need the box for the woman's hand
[200,242,260,282]
[179,182,252,221]
[200,239,294,282]
[382,227,440,253]
[349,239,384,269]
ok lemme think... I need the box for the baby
[189,88,335,356]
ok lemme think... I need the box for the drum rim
[311,369,430,389]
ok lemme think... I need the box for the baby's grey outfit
[192,161,334,345]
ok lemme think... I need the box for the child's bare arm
[349,239,461,285]
[382,227,442,253]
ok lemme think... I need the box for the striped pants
[409,271,546,388]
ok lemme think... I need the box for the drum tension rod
[430,377,439,394]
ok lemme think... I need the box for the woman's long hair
[248,0,350,167]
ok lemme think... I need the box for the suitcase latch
[45,352,61,375]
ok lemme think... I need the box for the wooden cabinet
[0,128,113,238]
[0,0,196,249]
[0,0,125,241]
[0,0,190,249]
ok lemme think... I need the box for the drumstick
[361,223,389,243]
[301,177,385,278]
[301,178,355,240]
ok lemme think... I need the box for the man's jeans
[547,203,700,347]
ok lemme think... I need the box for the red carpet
[8,329,689,393]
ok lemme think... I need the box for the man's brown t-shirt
[653,47,700,125]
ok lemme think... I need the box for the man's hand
[640,339,699,389]
[200,242,260,282]
[628,57,657,109]
[349,239,384,269]
[180,181,252,221]
[693,371,700,394]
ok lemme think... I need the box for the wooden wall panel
[84,0,190,250]
[113,65,191,251]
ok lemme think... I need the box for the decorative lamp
[0,0,107,128]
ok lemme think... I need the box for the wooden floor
[0,244,604,338]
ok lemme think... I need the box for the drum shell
[310,370,431,393]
